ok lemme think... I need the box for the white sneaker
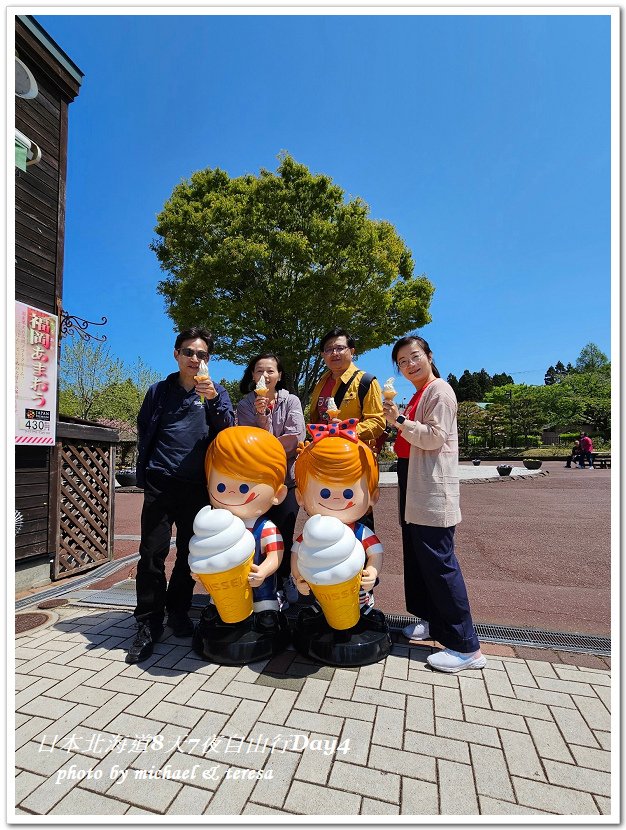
[403,620,430,641]
[427,648,487,673]
[283,576,299,604]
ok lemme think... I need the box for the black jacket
[136,372,234,487]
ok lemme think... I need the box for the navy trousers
[397,458,480,653]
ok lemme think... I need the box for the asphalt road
[110,461,611,636]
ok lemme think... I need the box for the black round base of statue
[292,607,392,667]
[192,605,291,666]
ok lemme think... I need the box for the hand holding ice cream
[326,396,340,420]
[296,515,365,629]
[194,359,211,403]
[255,376,269,397]
[383,377,397,401]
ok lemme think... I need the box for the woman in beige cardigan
[382,335,485,673]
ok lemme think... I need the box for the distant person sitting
[564,440,581,469]
[579,432,594,469]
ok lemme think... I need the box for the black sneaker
[126,623,163,664]
[167,612,195,637]
[254,610,281,633]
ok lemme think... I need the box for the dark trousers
[580,451,593,468]
[134,472,209,630]
[267,486,299,581]
[397,458,479,653]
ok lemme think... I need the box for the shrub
[519,435,542,448]
[378,446,397,462]
[520,446,570,458]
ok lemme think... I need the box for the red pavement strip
[20,460,610,669]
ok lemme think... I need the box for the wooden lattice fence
[52,420,118,579]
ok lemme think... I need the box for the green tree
[219,378,244,409]
[457,370,483,402]
[484,384,545,447]
[544,365,557,386]
[480,403,508,448]
[557,369,611,436]
[575,342,609,373]
[94,378,143,422]
[151,153,434,401]
[59,339,126,420]
[60,338,160,424]
[545,360,571,385]
[456,401,483,448]
[446,373,459,396]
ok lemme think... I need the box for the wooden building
[15,16,118,589]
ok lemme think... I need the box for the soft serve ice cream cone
[297,515,365,630]
[189,506,255,623]
[255,376,269,397]
[326,396,340,420]
[383,377,397,401]
[194,359,210,404]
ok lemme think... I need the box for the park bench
[592,452,611,469]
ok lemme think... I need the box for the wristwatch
[395,415,406,426]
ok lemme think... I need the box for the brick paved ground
[14,604,612,818]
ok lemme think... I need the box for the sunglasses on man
[178,348,209,361]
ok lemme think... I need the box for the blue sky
[37,12,611,405]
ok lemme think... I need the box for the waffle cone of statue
[297,515,365,630]
[188,506,255,623]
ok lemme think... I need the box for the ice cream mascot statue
[291,419,391,666]
[189,426,291,664]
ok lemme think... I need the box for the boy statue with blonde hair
[291,419,391,665]
[189,426,291,663]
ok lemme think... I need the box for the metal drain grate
[15,552,141,612]
[75,581,212,610]
[385,614,611,656]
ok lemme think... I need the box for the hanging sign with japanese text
[15,301,58,445]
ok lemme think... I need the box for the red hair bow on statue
[307,419,359,444]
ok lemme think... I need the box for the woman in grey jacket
[236,353,306,606]
[382,335,485,673]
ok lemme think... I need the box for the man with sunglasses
[127,327,235,663]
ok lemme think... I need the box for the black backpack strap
[357,372,375,408]
[333,370,360,409]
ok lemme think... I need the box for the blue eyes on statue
[216,483,250,494]
[319,488,354,500]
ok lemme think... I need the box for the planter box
[496,465,513,477]
[116,472,137,487]
[523,459,542,470]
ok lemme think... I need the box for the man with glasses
[309,328,386,529]
[127,327,235,663]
